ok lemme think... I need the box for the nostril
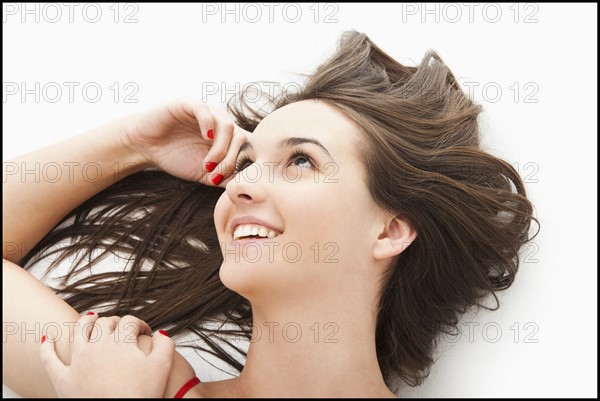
[238,194,252,201]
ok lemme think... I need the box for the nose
[225,164,269,205]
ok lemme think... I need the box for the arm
[2,116,149,263]
[3,258,196,398]
[3,258,77,397]
[3,99,249,263]
[3,99,250,396]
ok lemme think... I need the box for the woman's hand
[40,313,175,398]
[123,98,250,187]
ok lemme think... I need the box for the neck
[231,298,394,397]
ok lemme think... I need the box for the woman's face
[214,100,389,303]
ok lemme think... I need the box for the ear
[373,214,417,260]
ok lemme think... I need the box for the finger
[116,315,153,344]
[39,335,67,385]
[217,127,251,188]
[188,100,216,142]
[72,311,99,351]
[150,330,176,368]
[91,316,121,343]
[148,331,177,397]
[201,107,235,183]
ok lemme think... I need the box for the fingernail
[158,329,169,337]
[205,162,217,173]
[207,129,214,139]
[211,174,224,186]
[41,335,47,344]
[86,311,95,315]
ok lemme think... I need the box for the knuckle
[214,149,228,160]
[199,115,214,128]
[121,314,137,322]
[234,132,248,147]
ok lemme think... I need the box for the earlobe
[373,215,417,260]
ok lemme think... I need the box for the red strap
[174,376,201,398]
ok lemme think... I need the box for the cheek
[213,192,231,242]
[284,181,371,244]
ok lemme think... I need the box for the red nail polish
[207,129,214,139]
[205,162,217,173]
[212,174,224,186]
[41,335,47,344]
[159,329,169,337]
[86,311,95,315]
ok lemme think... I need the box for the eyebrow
[237,137,334,160]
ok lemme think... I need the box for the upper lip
[229,216,284,235]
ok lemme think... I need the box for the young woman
[3,30,538,397]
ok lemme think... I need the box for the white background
[3,2,597,397]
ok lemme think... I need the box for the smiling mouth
[232,224,282,241]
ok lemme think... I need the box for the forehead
[250,100,362,159]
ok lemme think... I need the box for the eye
[234,154,253,173]
[287,150,316,169]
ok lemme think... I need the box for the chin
[219,257,298,303]
[218,260,261,298]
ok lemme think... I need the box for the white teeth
[241,225,251,237]
[233,224,281,240]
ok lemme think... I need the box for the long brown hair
[21,31,539,390]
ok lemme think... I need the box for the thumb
[39,336,67,384]
[150,330,176,369]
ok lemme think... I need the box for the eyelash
[234,150,316,173]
